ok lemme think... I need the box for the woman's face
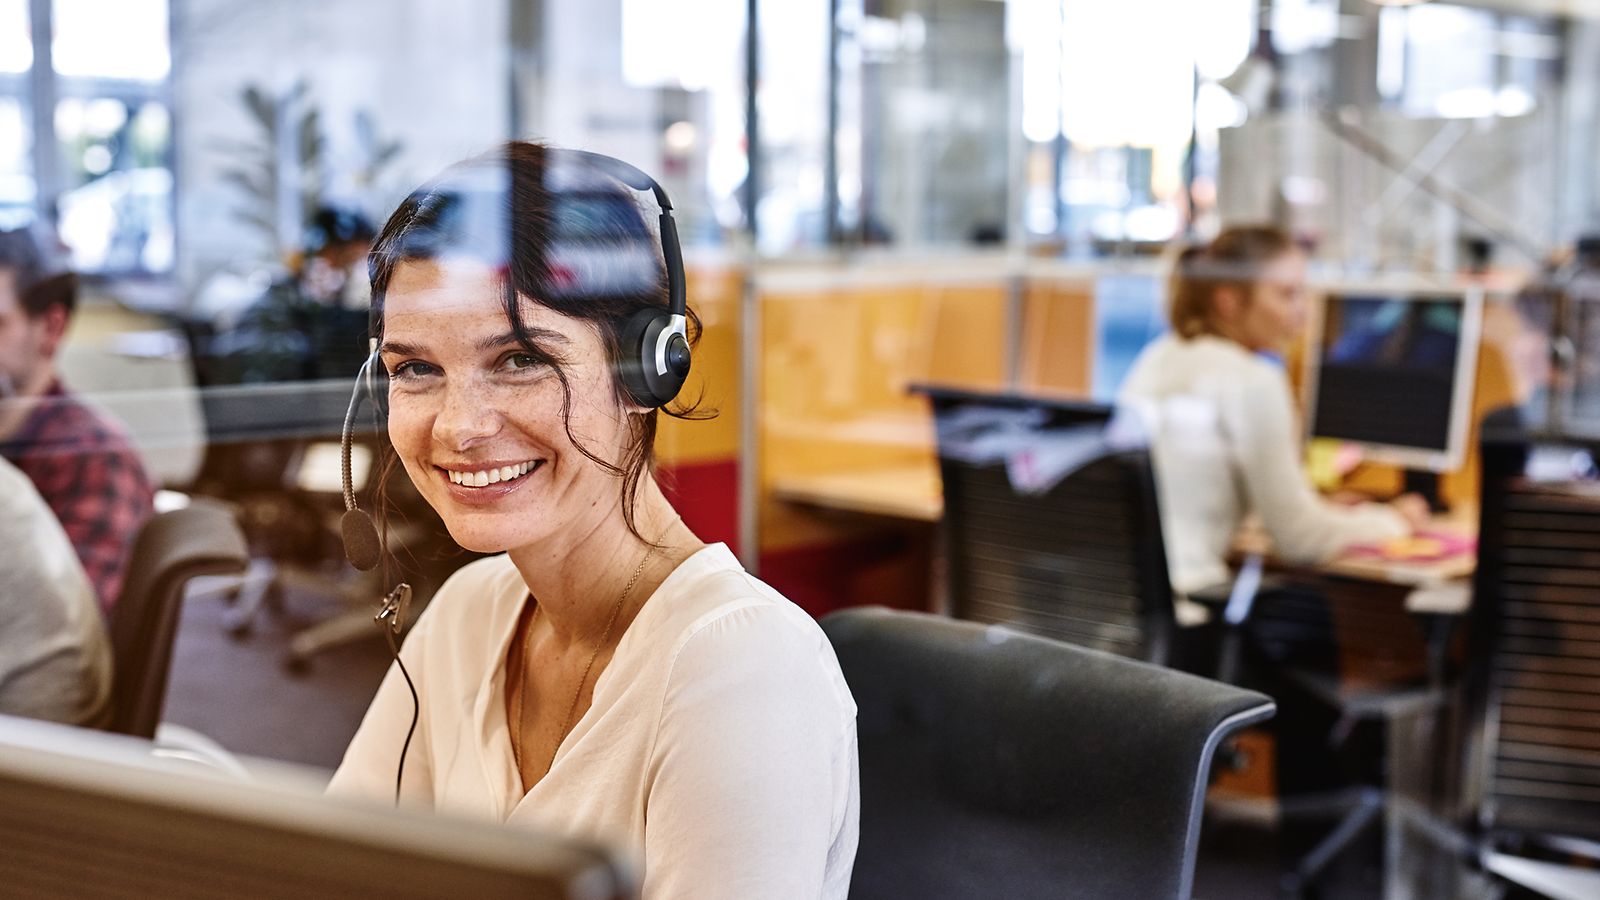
[378,257,634,554]
[1232,249,1308,354]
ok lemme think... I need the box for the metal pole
[825,0,840,245]
[743,0,760,241]
[738,0,762,572]
[28,0,58,228]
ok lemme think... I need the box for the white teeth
[445,460,538,487]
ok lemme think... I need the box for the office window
[0,0,173,276]
[54,97,173,272]
[0,98,30,230]
[1381,3,1556,119]
[0,0,29,74]
[51,0,170,81]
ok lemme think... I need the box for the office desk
[1233,510,1477,615]
[771,464,943,523]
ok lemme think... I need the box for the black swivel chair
[919,385,1181,665]
[1423,426,1600,898]
[107,501,251,738]
[821,607,1275,899]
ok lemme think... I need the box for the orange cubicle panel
[755,270,1011,615]
[1018,275,1096,398]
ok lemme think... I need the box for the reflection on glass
[54,98,173,273]
[52,0,170,81]
[0,0,30,74]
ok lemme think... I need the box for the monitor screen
[0,715,634,899]
[1306,290,1482,470]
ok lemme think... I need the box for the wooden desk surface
[771,464,943,523]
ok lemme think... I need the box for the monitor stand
[1403,468,1448,514]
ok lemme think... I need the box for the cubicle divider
[746,258,1108,616]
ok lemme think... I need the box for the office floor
[162,580,1472,899]
[164,579,393,772]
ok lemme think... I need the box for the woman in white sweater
[1120,225,1428,598]
[327,144,858,898]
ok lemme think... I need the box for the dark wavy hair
[367,141,709,543]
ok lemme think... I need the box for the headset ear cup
[619,309,689,408]
[620,309,664,407]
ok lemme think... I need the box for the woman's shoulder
[651,545,820,645]
[646,545,853,707]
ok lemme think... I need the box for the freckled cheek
[385,400,436,469]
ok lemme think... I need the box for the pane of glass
[756,0,827,251]
[615,0,748,247]
[0,0,30,74]
[52,0,170,81]
[55,98,173,273]
[1055,0,1194,251]
[0,97,36,229]
[1401,4,1497,118]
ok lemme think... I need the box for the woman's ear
[1212,284,1245,324]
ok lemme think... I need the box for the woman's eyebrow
[379,329,570,358]
[378,340,426,358]
[475,329,571,352]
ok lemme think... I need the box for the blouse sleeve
[642,602,857,900]
[1222,365,1411,564]
[324,606,437,808]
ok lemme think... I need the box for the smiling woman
[326,143,860,899]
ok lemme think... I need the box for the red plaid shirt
[1,379,155,613]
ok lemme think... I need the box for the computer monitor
[1303,287,1483,472]
[0,715,634,898]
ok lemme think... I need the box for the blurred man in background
[0,227,154,613]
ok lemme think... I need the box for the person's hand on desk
[1389,492,1433,531]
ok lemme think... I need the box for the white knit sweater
[1119,334,1409,595]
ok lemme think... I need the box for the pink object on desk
[1344,530,1478,564]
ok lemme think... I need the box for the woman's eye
[389,360,437,381]
[503,353,543,372]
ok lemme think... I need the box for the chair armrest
[153,723,252,781]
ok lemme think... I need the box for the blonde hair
[1167,225,1296,339]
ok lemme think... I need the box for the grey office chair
[821,606,1275,900]
[107,500,250,738]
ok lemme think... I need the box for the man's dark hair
[0,229,77,317]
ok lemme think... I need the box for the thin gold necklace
[510,533,663,783]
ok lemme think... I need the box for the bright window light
[1060,0,1193,146]
[620,0,743,91]
[0,0,30,74]
[52,0,169,81]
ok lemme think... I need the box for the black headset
[339,149,692,575]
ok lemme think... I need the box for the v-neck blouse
[327,543,859,899]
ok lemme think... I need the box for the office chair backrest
[1467,424,1600,843]
[822,607,1273,900]
[920,385,1175,663]
[108,501,250,738]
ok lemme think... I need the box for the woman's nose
[433,381,502,450]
